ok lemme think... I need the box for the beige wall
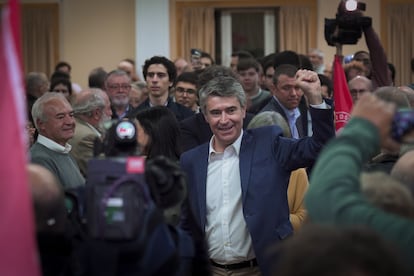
[317,0,381,67]
[60,0,135,88]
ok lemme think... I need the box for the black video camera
[325,0,372,46]
[88,118,186,240]
[93,119,140,158]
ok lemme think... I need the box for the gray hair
[361,171,414,218]
[72,88,107,117]
[309,48,324,58]
[374,86,410,109]
[247,111,292,138]
[31,92,69,129]
[25,72,48,97]
[198,76,246,115]
[105,69,131,86]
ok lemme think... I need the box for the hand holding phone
[391,109,414,143]
[191,48,202,70]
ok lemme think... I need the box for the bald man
[348,76,372,103]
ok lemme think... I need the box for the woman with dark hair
[135,106,182,161]
[50,77,72,101]
[136,106,210,276]
[136,106,183,226]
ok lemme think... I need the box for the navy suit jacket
[180,107,334,276]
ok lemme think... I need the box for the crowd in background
[25,18,414,276]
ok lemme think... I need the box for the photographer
[353,23,392,89]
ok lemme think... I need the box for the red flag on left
[0,0,41,275]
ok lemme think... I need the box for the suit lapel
[195,145,209,229]
[239,132,254,204]
[273,98,306,138]
[271,99,288,121]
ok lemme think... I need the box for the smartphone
[191,48,202,70]
[391,109,414,142]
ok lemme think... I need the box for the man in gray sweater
[30,92,84,189]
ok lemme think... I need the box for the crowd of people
[24,20,414,276]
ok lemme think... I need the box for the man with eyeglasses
[174,71,200,113]
[137,55,193,121]
[348,75,373,103]
[105,69,137,120]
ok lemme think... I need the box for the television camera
[325,0,372,46]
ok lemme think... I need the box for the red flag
[333,54,353,131]
[0,0,41,275]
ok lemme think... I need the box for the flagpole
[335,43,342,57]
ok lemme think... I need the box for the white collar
[37,135,72,154]
[208,129,243,160]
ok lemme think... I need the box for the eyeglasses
[175,87,196,95]
[107,84,131,90]
[350,89,369,94]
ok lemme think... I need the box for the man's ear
[36,118,44,131]
[93,108,101,119]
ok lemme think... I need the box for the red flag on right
[333,54,353,131]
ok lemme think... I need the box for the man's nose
[291,87,302,96]
[219,112,228,122]
[65,115,75,124]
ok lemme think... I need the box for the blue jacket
[180,107,334,276]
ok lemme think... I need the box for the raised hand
[295,69,323,105]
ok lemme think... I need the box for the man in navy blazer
[180,73,334,276]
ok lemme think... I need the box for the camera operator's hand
[295,69,323,105]
[351,93,399,151]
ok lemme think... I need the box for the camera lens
[345,0,358,11]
